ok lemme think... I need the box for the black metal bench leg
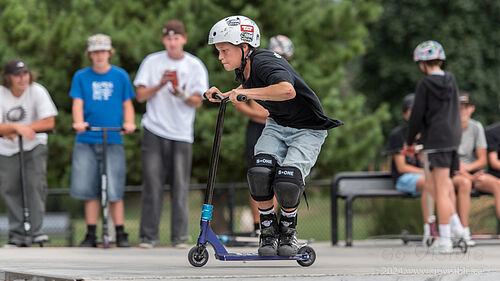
[345,196,354,247]
[331,192,338,246]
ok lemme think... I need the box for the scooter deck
[216,252,310,261]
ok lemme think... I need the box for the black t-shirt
[242,49,343,130]
[486,123,500,178]
[386,124,422,179]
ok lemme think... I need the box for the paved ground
[1,240,500,281]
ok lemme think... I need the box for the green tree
[0,0,388,189]
[356,0,500,129]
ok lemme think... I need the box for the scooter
[188,93,316,267]
[83,126,137,248]
[16,131,52,247]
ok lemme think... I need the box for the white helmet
[208,15,260,48]
[268,35,294,58]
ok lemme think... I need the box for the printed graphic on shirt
[6,106,26,122]
[92,81,113,101]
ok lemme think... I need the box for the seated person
[452,91,488,246]
[481,120,500,225]
[386,94,430,242]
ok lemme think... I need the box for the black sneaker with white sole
[278,227,299,256]
[258,226,279,256]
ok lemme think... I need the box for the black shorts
[428,151,459,171]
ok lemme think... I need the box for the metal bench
[331,171,500,247]
[331,171,410,246]
[0,212,73,246]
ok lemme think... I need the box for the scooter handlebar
[203,92,247,102]
[71,126,140,133]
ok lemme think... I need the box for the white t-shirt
[134,51,209,143]
[0,82,58,156]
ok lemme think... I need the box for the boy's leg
[70,143,100,247]
[110,200,130,247]
[24,145,49,241]
[170,141,191,248]
[106,144,129,247]
[474,174,500,219]
[432,167,454,224]
[256,200,279,256]
[430,167,455,253]
[0,153,25,246]
[139,129,166,247]
[80,200,99,247]
[452,175,472,227]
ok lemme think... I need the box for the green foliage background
[356,0,500,130]
[0,0,389,189]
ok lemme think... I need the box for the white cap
[87,34,112,52]
[208,15,260,48]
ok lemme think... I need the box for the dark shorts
[428,151,459,171]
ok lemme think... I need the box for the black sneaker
[278,227,299,256]
[79,233,97,247]
[2,241,26,248]
[116,232,131,247]
[258,226,279,256]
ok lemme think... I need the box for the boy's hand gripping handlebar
[203,92,247,102]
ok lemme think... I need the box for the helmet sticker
[226,18,241,26]
[240,32,254,42]
[241,25,254,33]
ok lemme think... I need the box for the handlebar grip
[203,91,224,100]
[237,95,247,102]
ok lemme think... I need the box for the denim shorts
[254,118,328,181]
[395,173,423,197]
[70,142,126,201]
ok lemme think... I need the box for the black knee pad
[273,166,304,208]
[247,154,277,201]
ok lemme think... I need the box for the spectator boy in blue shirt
[70,34,136,247]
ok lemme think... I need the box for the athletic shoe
[79,233,97,247]
[463,229,476,247]
[2,241,26,248]
[138,237,159,249]
[33,234,50,244]
[172,242,188,249]
[278,227,299,256]
[422,234,431,247]
[116,232,131,247]
[429,238,452,254]
[258,226,279,256]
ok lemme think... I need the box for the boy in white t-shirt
[134,19,209,248]
[0,58,57,247]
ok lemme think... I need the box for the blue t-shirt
[70,66,135,144]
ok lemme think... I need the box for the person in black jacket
[407,40,462,254]
[206,15,343,256]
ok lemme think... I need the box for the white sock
[423,224,430,236]
[450,214,464,233]
[464,227,471,236]
[439,224,451,241]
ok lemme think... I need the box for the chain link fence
[0,181,331,247]
[0,181,498,247]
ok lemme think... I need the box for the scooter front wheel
[297,245,316,267]
[188,246,209,267]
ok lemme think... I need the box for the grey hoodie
[407,71,462,150]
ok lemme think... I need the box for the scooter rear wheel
[297,246,316,267]
[188,246,209,267]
